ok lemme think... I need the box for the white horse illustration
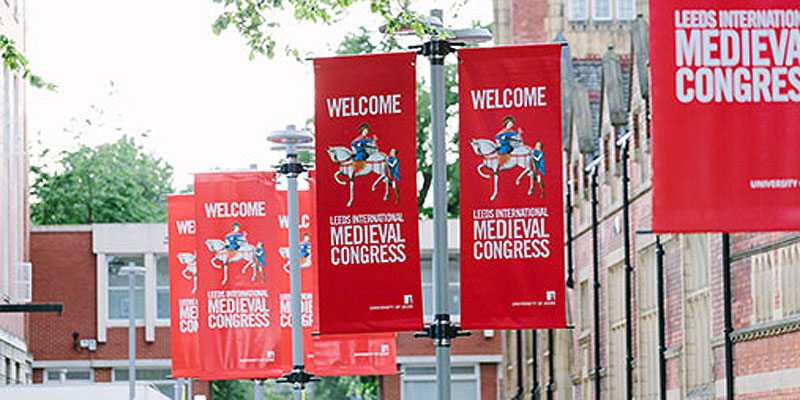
[204,239,257,285]
[176,252,198,294]
[326,146,391,207]
[470,139,538,201]
[278,247,312,274]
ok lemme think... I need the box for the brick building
[28,224,211,399]
[0,0,34,386]
[494,1,800,399]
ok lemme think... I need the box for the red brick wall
[395,330,502,356]
[479,363,497,399]
[94,367,111,382]
[511,0,548,44]
[380,373,401,400]
[29,231,98,361]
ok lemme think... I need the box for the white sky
[26,0,492,190]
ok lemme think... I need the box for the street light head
[268,125,314,152]
[448,28,492,44]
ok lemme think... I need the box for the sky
[26,0,493,190]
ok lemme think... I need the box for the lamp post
[269,124,315,400]
[382,10,491,400]
[119,262,146,400]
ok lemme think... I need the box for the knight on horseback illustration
[204,222,265,285]
[326,122,400,207]
[470,115,547,201]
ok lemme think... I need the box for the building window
[580,279,590,332]
[607,263,625,400]
[107,254,145,320]
[569,0,588,21]
[780,244,800,316]
[637,247,658,400]
[592,0,612,21]
[157,254,170,319]
[113,368,175,399]
[752,252,775,323]
[682,234,712,397]
[617,0,636,21]
[402,365,478,400]
[420,254,460,320]
[44,369,92,384]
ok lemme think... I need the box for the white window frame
[592,0,612,21]
[155,253,170,323]
[616,0,636,21]
[43,368,94,384]
[421,253,461,323]
[568,0,588,21]
[400,363,480,400]
[106,253,147,325]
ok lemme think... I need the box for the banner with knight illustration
[193,171,286,379]
[458,45,566,329]
[313,52,423,334]
[167,194,200,378]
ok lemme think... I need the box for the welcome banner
[167,194,200,378]
[273,174,398,376]
[194,171,285,380]
[458,45,566,329]
[314,53,423,334]
[651,1,800,232]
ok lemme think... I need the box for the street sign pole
[120,262,146,400]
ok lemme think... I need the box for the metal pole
[254,379,263,400]
[531,330,538,400]
[128,264,136,400]
[546,329,555,400]
[590,165,601,400]
[620,139,633,400]
[513,330,524,399]
[722,233,735,399]
[566,183,574,289]
[656,236,666,400]
[287,151,305,400]
[428,9,452,400]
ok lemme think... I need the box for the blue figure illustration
[385,148,401,203]
[530,142,546,198]
[225,222,246,251]
[254,241,266,269]
[495,116,521,166]
[299,232,312,259]
[351,123,376,172]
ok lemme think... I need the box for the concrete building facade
[0,0,34,386]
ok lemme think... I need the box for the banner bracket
[413,314,471,347]
[277,365,320,390]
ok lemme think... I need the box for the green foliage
[212,380,288,400]
[0,34,55,90]
[314,375,379,400]
[211,0,432,60]
[30,135,174,225]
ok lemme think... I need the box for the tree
[30,135,173,225]
[0,34,55,90]
[211,0,435,60]
[314,375,378,400]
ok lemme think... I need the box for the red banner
[273,175,397,376]
[458,45,566,329]
[310,333,397,376]
[651,1,800,232]
[194,171,285,380]
[167,194,200,378]
[314,53,423,334]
